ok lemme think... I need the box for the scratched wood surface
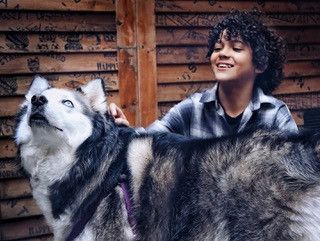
[0,216,51,240]
[155,45,320,64]
[0,11,116,32]
[156,28,320,45]
[155,1,320,13]
[1,1,320,240]
[0,0,115,12]
[0,73,119,96]
[154,0,320,128]
[0,32,117,53]
[156,13,320,27]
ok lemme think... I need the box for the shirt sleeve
[146,98,193,135]
[274,104,298,133]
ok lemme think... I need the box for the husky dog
[16,76,320,241]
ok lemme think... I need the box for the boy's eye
[213,45,222,52]
[62,100,74,108]
[233,47,243,52]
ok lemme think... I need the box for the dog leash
[120,176,136,229]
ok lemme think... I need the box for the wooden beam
[136,0,157,126]
[116,0,157,127]
[116,0,138,126]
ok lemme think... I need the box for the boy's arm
[109,99,192,135]
[146,98,192,135]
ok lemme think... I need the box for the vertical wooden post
[136,0,158,127]
[116,0,157,127]
[116,0,138,126]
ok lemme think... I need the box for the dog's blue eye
[62,100,74,108]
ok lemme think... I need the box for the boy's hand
[109,103,130,126]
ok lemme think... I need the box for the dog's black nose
[31,95,48,107]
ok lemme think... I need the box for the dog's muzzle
[29,95,63,131]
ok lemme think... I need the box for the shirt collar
[252,87,276,110]
[200,84,218,104]
[200,84,275,111]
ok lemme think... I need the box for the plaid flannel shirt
[146,84,298,138]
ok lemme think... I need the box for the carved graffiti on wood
[0,76,17,95]
[38,33,59,51]
[97,62,117,71]
[5,33,29,50]
[64,33,83,50]
[0,54,19,65]
[27,57,40,72]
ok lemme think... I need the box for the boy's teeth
[218,64,232,68]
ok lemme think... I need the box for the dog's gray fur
[16,77,320,241]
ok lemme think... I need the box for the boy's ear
[26,75,51,100]
[255,65,267,74]
[78,79,107,114]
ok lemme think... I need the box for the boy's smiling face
[210,30,264,86]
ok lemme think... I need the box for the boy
[110,11,298,137]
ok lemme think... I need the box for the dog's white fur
[16,77,107,240]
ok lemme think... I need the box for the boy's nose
[218,47,231,58]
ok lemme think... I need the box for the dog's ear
[26,75,51,100]
[79,79,107,114]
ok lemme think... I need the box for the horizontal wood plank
[156,28,320,46]
[278,92,320,111]
[0,197,41,220]
[157,62,320,84]
[155,1,320,13]
[0,73,118,97]
[0,0,115,12]
[0,91,120,117]
[0,11,116,32]
[0,158,24,179]
[0,52,117,74]
[156,45,320,64]
[0,97,24,117]
[0,117,15,137]
[15,235,53,241]
[0,32,116,53]
[156,13,320,27]
[0,216,51,240]
[157,83,320,110]
[0,139,16,158]
[275,76,320,95]
[0,178,32,199]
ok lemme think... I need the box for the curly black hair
[207,10,286,94]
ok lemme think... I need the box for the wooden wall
[0,1,320,240]
[155,1,320,128]
[0,1,117,240]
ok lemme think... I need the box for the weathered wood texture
[116,0,157,126]
[1,1,320,240]
[154,1,320,130]
[0,0,115,12]
[0,2,119,240]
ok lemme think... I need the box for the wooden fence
[0,1,320,240]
